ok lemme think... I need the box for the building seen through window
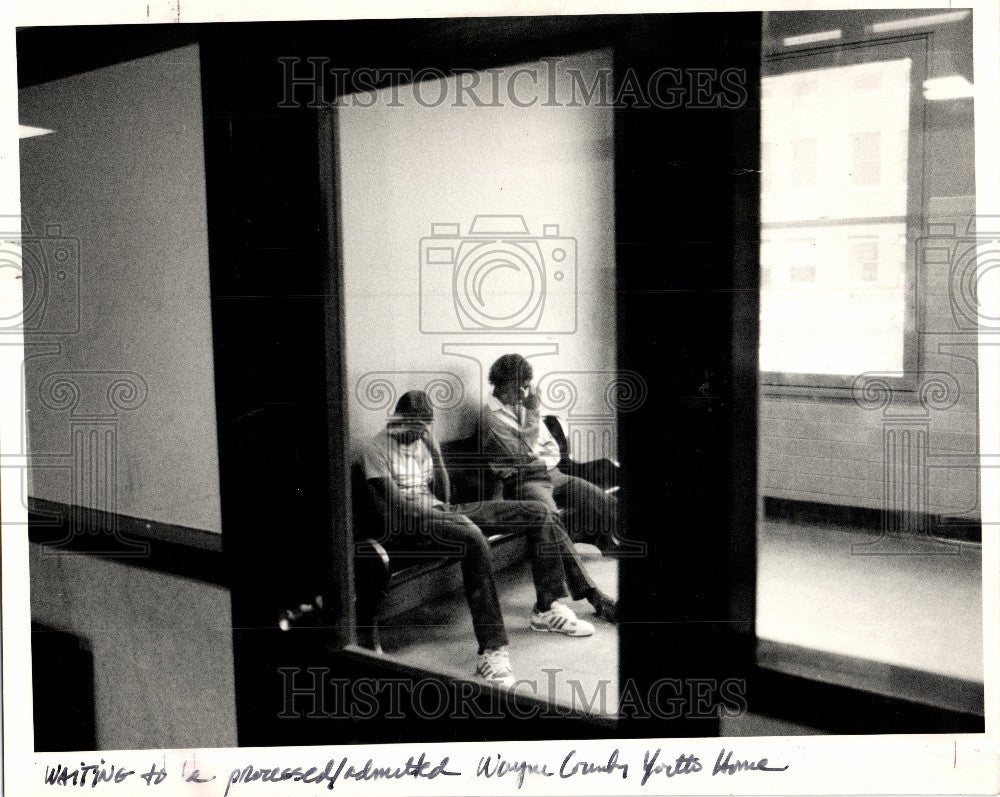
[760,57,910,377]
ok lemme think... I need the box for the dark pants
[510,468,618,549]
[387,499,596,653]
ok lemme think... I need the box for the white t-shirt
[361,430,443,506]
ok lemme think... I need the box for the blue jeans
[510,469,618,549]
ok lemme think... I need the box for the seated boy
[481,353,620,552]
[361,389,616,687]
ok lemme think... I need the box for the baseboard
[762,497,981,543]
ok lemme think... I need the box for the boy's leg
[490,494,617,624]
[459,499,599,608]
[510,476,559,512]
[421,509,509,653]
[537,505,598,601]
[549,468,617,549]
[459,499,568,611]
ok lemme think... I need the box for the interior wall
[29,543,236,750]
[758,21,979,520]
[338,49,619,460]
[18,44,222,533]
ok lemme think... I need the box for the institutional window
[788,237,816,283]
[755,10,981,728]
[760,37,923,389]
[789,137,817,189]
[761,239,773,287]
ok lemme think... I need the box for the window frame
[316,27,632,732]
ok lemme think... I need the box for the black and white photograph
[1,1,997,794]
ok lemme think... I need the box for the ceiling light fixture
[922,75,975,101]
[783,29,843,46]
[18,125,54,139]
[870,10,971,34]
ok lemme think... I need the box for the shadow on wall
[32,622,97,752]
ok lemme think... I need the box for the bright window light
[761,59,911,376]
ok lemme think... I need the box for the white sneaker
[475,647,516,687]
[530,602,595,636]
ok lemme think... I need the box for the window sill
[756,638,984,718]
[760,373,918,401]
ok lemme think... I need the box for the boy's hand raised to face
[521,383,541,412]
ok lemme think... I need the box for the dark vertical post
[615,13,761,737]
[318,106,356,650]
[199,25,340,745]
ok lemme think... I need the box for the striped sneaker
[530,602,595,636]
[475,647,516,688]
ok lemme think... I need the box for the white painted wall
[19,44,222,533]
[338,49,621,461]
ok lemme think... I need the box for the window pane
[850,237,879,282]
[790,138,817,188]
[760,58,911,376]
[851,132,881,186]
[756,14,981,721]
[337,49,620,715]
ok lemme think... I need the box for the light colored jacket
[481,395,560,479]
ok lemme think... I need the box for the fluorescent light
[18,125,54,139]
[870,10,971,34]
[783,29,842,47]
[923,75,975,101]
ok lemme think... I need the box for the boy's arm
[481,403,548,480]
[426,434,451,505]
[480,406,520,477]
[535,417,562,471]
[366,475,409,511]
